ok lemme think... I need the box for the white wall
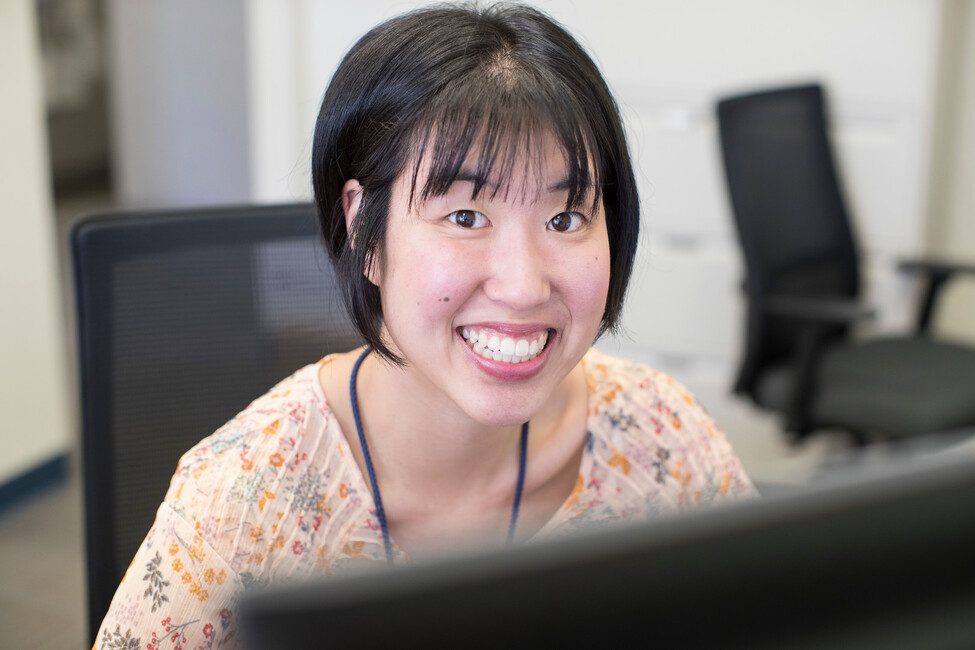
[928,0,975,345]
[0,1,72,482]
[106,0,252,207]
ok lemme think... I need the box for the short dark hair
[313,2,639,362]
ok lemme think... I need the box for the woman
[96,4,754,648]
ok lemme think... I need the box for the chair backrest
[716,84,861,396]
[72,203,361,643]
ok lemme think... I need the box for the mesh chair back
[72,203,361,643]
[717,84,861,394]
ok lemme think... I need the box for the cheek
[583,257,612,316]
[387,240,475,315]
[568,242,612,322]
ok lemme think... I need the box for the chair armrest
[898,257,975,278]
[764,294,876,324]
[898,257,975,335]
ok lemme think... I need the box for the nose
[482,231,551,310]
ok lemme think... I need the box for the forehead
[402,125,598,211]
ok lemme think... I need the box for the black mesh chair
[72,203,361,644]
[716,83,975,444]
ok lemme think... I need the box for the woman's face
[372,133,611,428]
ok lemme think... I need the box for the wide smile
[456,324,556,381]
[460,327,550,364]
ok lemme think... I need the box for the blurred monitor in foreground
[238,450,975,649]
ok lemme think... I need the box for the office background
[2,0,975,646]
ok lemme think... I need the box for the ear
[341,179,363,235]
[340,179,381,286]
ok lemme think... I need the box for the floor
[0,470,87,649]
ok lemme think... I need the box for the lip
[459,322,551,337]
[457,325,555,382]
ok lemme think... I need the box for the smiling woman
[94,4,755,649]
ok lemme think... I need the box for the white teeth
[461,328,551,364]
[500,338,515,355]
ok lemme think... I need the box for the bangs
[405,66,604,213]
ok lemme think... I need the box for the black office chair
[72,203,361,644]
[716,83,975,445]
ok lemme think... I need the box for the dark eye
[548,212,585,233]
[447,210,488,229]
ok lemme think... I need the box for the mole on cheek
[438,296,450,302]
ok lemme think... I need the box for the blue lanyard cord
[349,346,529,565]
[349,347,393,563]
[508,420,530,546]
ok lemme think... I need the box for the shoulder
[96,501,242,648]
[167,361,330,493]
[582,348,755,504]
[583,347,699,428]
[583,347,708,461]
[162,360,344,573]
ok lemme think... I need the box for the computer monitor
[238,451,975,648]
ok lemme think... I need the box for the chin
[469,397,544,429]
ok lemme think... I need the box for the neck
[354,351,532,502]
[328,345,590,555]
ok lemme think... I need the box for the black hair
[313,2,639,363]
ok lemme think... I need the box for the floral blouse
[95,348,754,649]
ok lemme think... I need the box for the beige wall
[0,1,72,481]
[928,0,975,345]
[107,0,252,207]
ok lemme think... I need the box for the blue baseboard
[0,454,69,518]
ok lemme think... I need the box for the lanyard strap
[349,346,529,564]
